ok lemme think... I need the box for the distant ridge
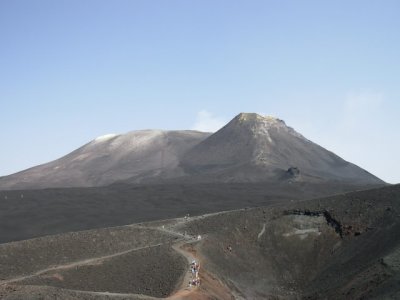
[0,113,384,190]
[0,130,210,190]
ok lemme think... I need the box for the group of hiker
[182,213,201,287]
[188,259,201,287]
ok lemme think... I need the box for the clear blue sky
[1,0,399,183]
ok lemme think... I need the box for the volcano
[0,113,383,190]
[180,113,383,184]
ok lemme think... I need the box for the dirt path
[1,216,231,299]
[0,242,164,285]
[168,239,199,299]
[167,237,234,300]
[152,221,202,298]
[144,217,216,299]
[157,219,234,300]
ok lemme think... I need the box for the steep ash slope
[179,184,400,299]
[181,113,383,184]
[0,130,210,190]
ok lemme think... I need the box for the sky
[1,0,399,183]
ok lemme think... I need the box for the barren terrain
[0,182,380,244]
[1,184,399,299]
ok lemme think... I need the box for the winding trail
[153,221,203,299]
[0,242,164,285]
[168,239,199,299]
[0,217,207,299]
[158,218,234,300]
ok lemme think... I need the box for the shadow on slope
[0,182,382,244]
[0,184,399,299]
[178,184,400,299]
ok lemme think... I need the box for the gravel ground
[0,181,379,244]
[176,184,400,299]
[1,184,398,299]
[17,243,186,298]
[0,225,175,280]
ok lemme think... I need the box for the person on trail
[191,278,199,286]
[194,277,201,286]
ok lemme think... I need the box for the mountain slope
[1,184,399,298]
[0,130,210,190]
[180,113,383,184]
[0,113,384,190]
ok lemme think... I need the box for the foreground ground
[1,184,399,299]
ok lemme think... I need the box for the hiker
[190,278,200,286]
[194,277,201,286]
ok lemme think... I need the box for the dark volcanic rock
[177,184,400,299]
[0,181,380,244]
[19,244,186,298]
[1,184,399,299]
[287,166,300,177]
